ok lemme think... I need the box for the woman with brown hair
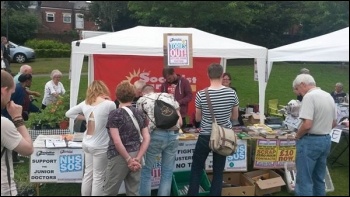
[65,80,116,196]
[104,80,150,196]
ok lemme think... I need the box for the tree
[89,1,348,48]
[88,1,137,32]
[1,10,39,44]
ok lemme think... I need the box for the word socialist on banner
[163,33,193,68]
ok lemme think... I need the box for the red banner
[93,54,220,121]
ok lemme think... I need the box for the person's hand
[6,101,23,119]
[127,158,142,171]
[32,91,41,97]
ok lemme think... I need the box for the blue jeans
[295,135,331,196]
[140,129,179,196]
[187,135,226,196]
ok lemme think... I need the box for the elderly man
[293,74,337,196]
[13,64,41,99]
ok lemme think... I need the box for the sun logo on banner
[126,68,147,84]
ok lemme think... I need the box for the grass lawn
[11,58,349,196]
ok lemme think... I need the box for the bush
[34,49,71,58]
[25,39,70,50]
[24,39,71,58]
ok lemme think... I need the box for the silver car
[9,41,35,63]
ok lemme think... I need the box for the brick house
[30,1,98,34]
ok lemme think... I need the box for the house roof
[40,1,74,9]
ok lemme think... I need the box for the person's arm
[295,119,313,140]
[60,82,66,95]
[135,127,150,162]
[109,127,132,161]
[46,81,59,97]
[231,105,239,121]
[26,89,41,97]
[178,79,193,105]
[177,109,183,127]
[195,108,202,123]
[6,101,33,156]
[65,102,85,120]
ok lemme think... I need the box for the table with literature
[30,134,84,195]
[29,133,249,195]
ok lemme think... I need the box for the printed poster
[254,139,296,169]
[164,33,193,67]
[205,139,248,171]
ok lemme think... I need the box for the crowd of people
[1,61,348,196]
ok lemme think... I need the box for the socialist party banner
[93,55,220,118]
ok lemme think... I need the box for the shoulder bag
[205,88,238,156]
[122,106,145,165]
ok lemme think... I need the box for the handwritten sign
[164,33,193,67]
[330,128,343,143]
[284,114,301,129]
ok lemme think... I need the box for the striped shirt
[195,86,239,135]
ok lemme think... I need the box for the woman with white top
[41,69,66,109]
[65,80,116,196]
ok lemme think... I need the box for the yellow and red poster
[254,139,296,169]
[93,54,220,118]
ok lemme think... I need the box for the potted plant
[26,91,71,130]
[26,112,43,130]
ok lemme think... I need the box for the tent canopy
[268,27,349,63]
[72,26,267,58]
[69,26,268,130]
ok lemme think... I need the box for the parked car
[8,41,35,63]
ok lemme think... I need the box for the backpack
[145,93,179,129]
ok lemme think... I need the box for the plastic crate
[284,162,334,193]
[171,170,211,196]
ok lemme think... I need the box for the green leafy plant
[26,91,70,129]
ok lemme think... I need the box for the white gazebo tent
[265,27,349,116]
[69,26,268,129]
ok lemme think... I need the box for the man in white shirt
[1,70,34,196]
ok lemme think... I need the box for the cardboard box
[244,169,285,196]
[243,113,266,125]
[207,172,255,196]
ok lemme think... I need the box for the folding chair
[267,99,285,118]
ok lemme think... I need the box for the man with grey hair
[114,80,146,108]
[292,74,337,196]
[13,65,32,84]
[13,64,41,99]
[296,68,310,101]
